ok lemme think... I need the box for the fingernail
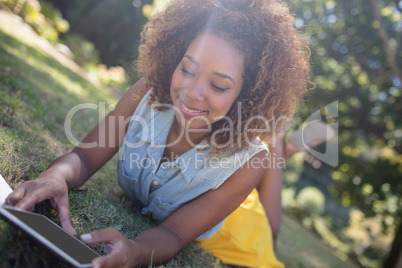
[81,233,92,241]
[93,264,100,268]
[71,228,77,237]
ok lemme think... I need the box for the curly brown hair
[137,0,312,152]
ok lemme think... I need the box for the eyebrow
[184,55,198,65]
[212,72,235,84]
[183,54,236,85]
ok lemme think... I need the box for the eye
[181,67,195,77]
[211,84,228,92]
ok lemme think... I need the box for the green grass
[276,214,357,268]
[0,8,220,268]
[0,8,358,268]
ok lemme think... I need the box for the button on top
[152,180,159,186]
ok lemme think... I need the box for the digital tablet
[0,205,100,268]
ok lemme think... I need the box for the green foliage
[0,0,69,42]
[60,34,100,67]
[284,0,401,265]
[283,185,326,222]
[296,187,326,216]
[43,0,152,68]
[286,0,401,235]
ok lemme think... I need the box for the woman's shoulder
[110,78,150,123]
[212,136,268,162]
[196,138,268,189]
[131,88,153,117]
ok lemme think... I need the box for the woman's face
[170,33,244,132]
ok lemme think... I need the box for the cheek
[219,92,238,109]
[208,97,234,118]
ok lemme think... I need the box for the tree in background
[0,0,69,42]
[285,0,401,266]
[43,0,152,70]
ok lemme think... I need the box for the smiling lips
[179,99,208,116]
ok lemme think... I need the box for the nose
[185,80,206,101]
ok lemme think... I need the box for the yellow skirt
[197,189,284,268]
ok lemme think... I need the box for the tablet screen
[0,206,99,267]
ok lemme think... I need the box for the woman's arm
[82,150,269,267]
[256,136,285,244]
[69,78,148,187]
[6,78,148,234]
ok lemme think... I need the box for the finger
[57,197,77,236]
[5,187,26,206]
[49,198,57,210]
[103,242,112,254]
[92,251,127,268]
[14,191,44,211]
[81,228,122,245]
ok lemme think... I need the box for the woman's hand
[81,228,137,268]
[5,172,76,236]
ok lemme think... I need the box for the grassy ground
[0,8,358,268]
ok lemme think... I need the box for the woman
[6,0,311,267]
